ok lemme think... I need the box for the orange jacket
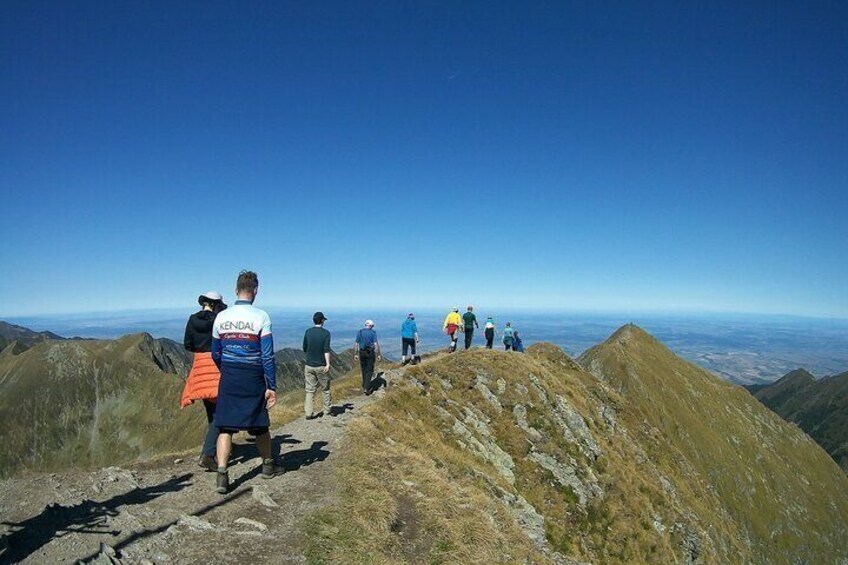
[180,352,221,408]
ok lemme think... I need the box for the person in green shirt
[462,305,479,350]
[302,311,332,419]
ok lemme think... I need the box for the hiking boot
[401,358,410,366]
[305,413,319,420]
[216,470,229,494]
[198,455,216,472]
[261,458,286,478]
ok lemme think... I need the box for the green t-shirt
[303,326,331,367]
[462,312,478,330]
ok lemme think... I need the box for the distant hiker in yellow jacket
[443,307,462,352]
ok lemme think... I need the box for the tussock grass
[302,338,848,564]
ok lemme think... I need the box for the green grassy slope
[579,325,848,563]
[305,327,848,564]
[749,369,848,472]
[0,334,205,477]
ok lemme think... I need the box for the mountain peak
[778,368,816,385]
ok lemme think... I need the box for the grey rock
[513,404,543,442]
[252,485,280,508]
[475,380,502,412]
[235,517,268,531]
[177,514,217,531]
[450,416,515,484]
[553,395,602,461]
[529,451,600,508]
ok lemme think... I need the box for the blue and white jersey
[212,300,277,390]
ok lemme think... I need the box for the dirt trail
[0,385,388,565]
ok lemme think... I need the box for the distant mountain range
[0,320,66,354]
[0,322,354,478]
[746,368,848,473]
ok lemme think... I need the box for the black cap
[313,311,328,324]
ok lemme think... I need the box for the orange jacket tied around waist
[180,352,220,408]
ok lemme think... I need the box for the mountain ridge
[747,367,848,473]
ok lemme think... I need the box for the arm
[260,314,276,392]
[302,331,308,353]
[183,318,194,352]
[354,330,360,359]
[211,320,222,368]
[475,316,479,329]
[323,333,331,372]
[376,340,382,360]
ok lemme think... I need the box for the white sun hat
[198,291,223,305]
[365,320,375,327]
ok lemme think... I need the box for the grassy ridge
[303,330,848,564]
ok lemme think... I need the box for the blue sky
[2,2,846,318]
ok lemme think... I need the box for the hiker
[303,311,332,420]
[463,305,478,349]
[211,271,285,494]
[354,320,381,395]
[443,307,462,352]
[181,291,226,472]
[503,322,515,351]
[484,317,496,349]
[401,313,420,366]
[513,330,525,353]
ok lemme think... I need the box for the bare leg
[216,433,232,469]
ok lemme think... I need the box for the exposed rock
[176,514,217,531]
[252,485,280,508]
[475,377,502,412]
[553,395,602,461]
[529,451,600,508]
[513,404,543,442]
[451,414,516,484]
[496,487,547,547]
[235,517,268,532]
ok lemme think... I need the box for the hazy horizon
[6,308,848,385]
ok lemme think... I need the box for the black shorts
[218,426,269,436]
[402,337,416,356]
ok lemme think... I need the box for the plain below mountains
[0,323,353,478]
[747,368,848,473]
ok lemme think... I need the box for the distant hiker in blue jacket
[401,313,420,366]
[513,330,525,353]
[355,320,382,395]
[502,322,515,351]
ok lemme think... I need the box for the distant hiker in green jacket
[463,305,478,350]
[503,322,515,351]
[303,312,332,420]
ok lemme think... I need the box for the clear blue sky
[2,2,846,318]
